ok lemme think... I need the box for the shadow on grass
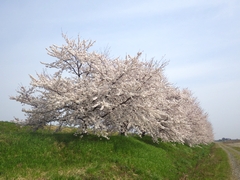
[134,135,178,152]
[1,121,182,154]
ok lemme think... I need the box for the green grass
[185,143,231,180]
[232,146,240,152]
[0,121,231,179]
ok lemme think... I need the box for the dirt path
[217,142,240,180]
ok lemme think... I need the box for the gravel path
[218,142,240,180]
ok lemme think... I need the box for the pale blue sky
[1,1,239,140]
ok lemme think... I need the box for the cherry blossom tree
[174,88,214,145]
[10,34,214,144]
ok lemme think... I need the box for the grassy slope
[0,121,231,180]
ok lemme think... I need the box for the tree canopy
[11,34,214,145]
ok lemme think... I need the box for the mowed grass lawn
[0,121,231,179]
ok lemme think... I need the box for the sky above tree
[0,0,239,140]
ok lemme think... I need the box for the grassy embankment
[0,121,231,179]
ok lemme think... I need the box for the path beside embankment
[218,141,240,180]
